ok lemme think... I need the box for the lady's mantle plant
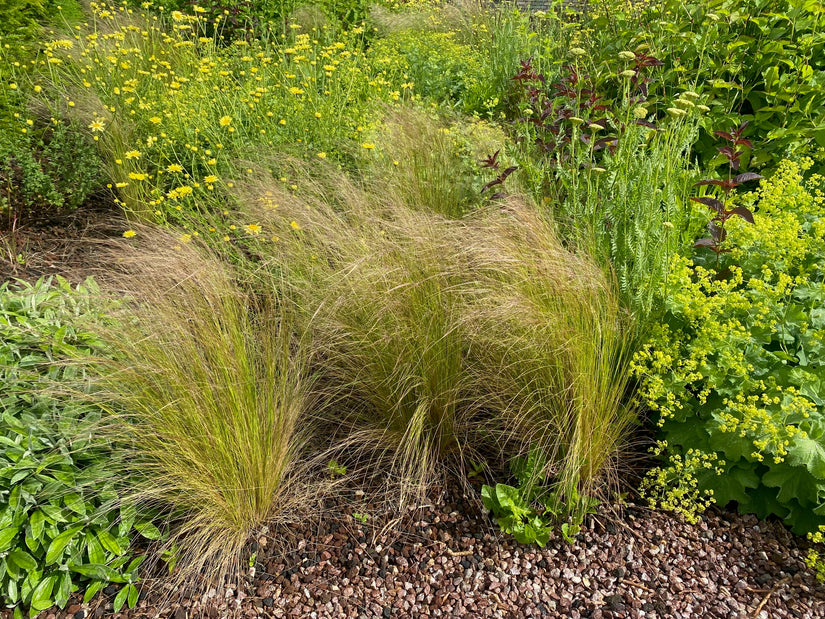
[633,158,825,534]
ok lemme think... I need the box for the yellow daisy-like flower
[149,116,162,124]
[115,182,128,188]
[179,233,192,243]
[317,152,326,159]
[361,142,375,150]
[128,172,147,180]
[167,163,184,173]
[88,118,106,132]
[125,150,141,159]
[245,224,262,234]
[122,229,137,238]
[203,175,218,184]
[219,115,232,126]
[290,221,301,230]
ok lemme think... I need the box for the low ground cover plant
[0,277,149,616]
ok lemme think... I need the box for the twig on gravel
[620,578,656,594]
[751,576,790,618]
[445,548,473,557]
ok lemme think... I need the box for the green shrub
[580,0,825,173]
[632,158,825,533]
[0,277,148,617]
[0,120,102,226]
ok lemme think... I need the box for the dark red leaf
[714,131,734,141]
[734,138,753,149]
[708,222,727,243]
[499,166,518,181]
[694,238,717,248]
[635,120,657,129]
[694,179,727,187]
[593,137,619,151]
[481,178,502,192]
[728,206,755,224]
[691,196,725,213]
[732,172,764,184]
[480,150,500,170]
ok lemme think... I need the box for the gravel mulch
[33,486,825,619]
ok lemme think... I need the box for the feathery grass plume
[237,162,486,505]
[364,106,509,219]
[238,164,636,515]
[463,202,638,514]
[91,230,315,585]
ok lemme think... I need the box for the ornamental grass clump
[463,205,638,512]
[92,233,314,583]
[240,163,481,504]
[239,159,637,515]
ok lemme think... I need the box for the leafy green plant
[481,447,600,547]
[581,0,825,174]
[633,158,825,533]
[0,277,149,616]
[0,119,102,227]
[326,459,347,477]
[504,54,701,325]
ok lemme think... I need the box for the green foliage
[633,159,825,533]
[371,28,486,110]
[582,0,825,173]
[0,0,84,40]
[0,277,145,615]
[504,55,701,326]
[0,120,102,225]
[481,447,600,547]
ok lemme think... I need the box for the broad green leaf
[55,571,72,609]
[127,583,139,608]
[700,463,760,505]
[8,577,19,604]
[85,532,105,565]
[29,510,45,542]
[96,529,123,555]
[8,549,37,572]
[29,574,56,611]
[82,580,104,604]
[113,585,129,612]
[762,463,820,504]
[134,521,161,541]
[45,525,83,565]
[0,527,20,552]
[787,435,825,479]
[69,563,123,582]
